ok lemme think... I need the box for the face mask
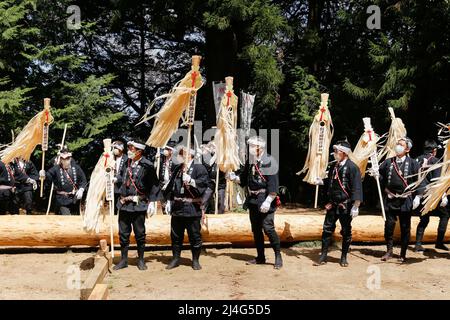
[395,145,405,156]
[249,146,258,156]
[127,151,136,160]
[163,150,170,157]
[113,149,121,156]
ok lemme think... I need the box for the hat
[164,141,176,151]
[333,140,352,155]
[58,147,72,159]
[398,137,413,150]
[247,136,266,148]
[423,139,438,153]
[127,140,146,151]
[112,140,125,151]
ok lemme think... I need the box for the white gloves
[147,202,156,217]
[412,196,422,210]
[351,200,361,218]
[226,172,240,183]
[112,177,118,183]
[368,169,380,179]
[351,206,359,218]
[75,188,84,200]
[182,173,196,187]
[26,178,38,191]
[165,200,171,214]
[260,195,275,213]
[39,170,46,179]
[441,195,448,208]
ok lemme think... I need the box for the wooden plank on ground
[88,284,109,300]
[80,257,110,300]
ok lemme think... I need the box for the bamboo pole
[40,98,51,198]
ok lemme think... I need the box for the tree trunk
[0,214,446,247]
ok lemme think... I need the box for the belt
[57,191,75,197]
[120,195,147,204]
[174,197,202,203]
[0,185,14,191]
[248,188,266,196]
[385,188,409,199]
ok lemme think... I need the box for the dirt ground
[1,243,449,300]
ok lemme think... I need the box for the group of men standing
[107,136,282,272]
[315,137,449,267]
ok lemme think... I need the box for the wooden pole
[155,147,161,214]
[40,98,51,198]
[214,166,220,214]
[314,185,319,209]
[1,214,449,247]
[46,124,68,215]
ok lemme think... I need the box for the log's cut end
[0,214,448,247]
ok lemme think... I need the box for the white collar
[338,158,348,166]
[187,159,194,169]
[396,155,406,162]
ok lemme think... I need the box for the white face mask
[163,150,170,157]
[395,145,405,156]
[113,149,121,156]
[127,151,136,160]
[249,146,259,156]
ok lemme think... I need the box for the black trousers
[14,190,33,214]
[170,216,202,251]
[322,205,353,253]
[385,208,411,255]
[248,204,281,259]
[417,206,449,242]
[118,210,146,248]
[0,190,19,215]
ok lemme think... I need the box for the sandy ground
[1,243,449,300]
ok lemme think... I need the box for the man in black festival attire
[414,139,449,252]
[113,140,161,271]
[315,140,363,267]
[227,136,283,270]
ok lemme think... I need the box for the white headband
[248,137,266,148]
[127,141,146,150]
[333,145,351,155]
[113,143,124,151]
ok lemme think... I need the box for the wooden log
[80,257,110,300]
[88,284,109,300]
[0,213,449,248]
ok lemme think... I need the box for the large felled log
[0,214,448,247]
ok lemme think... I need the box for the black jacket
[116,157,161,213]
[11,159,39,193]
[45,163,88,206]
[113,154,128,194]
[326,159,363,205]
[379,156,423,212]
[165,161,209,217]
[0,161,27,188]
[239,153,279,210]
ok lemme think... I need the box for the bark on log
[0,214,447,247]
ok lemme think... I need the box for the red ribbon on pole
[367,130,373,141]
[319,107,326,122]
[45,110,49,123]
[191,71,198,88]
[103,153,110,166]
[226,91,232,106]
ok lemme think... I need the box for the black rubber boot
[191,247,202,270]
[381,241,394,262]
[113,246,129,271]
[137,245,147,271]
[274,251,283,270]
[414,228,425,252]
[315,236,330,266]
[166,246,181,270]
[340,241,351,267]
[398,245,408,263]
[247,241,266,265]
[436,227,449,251]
